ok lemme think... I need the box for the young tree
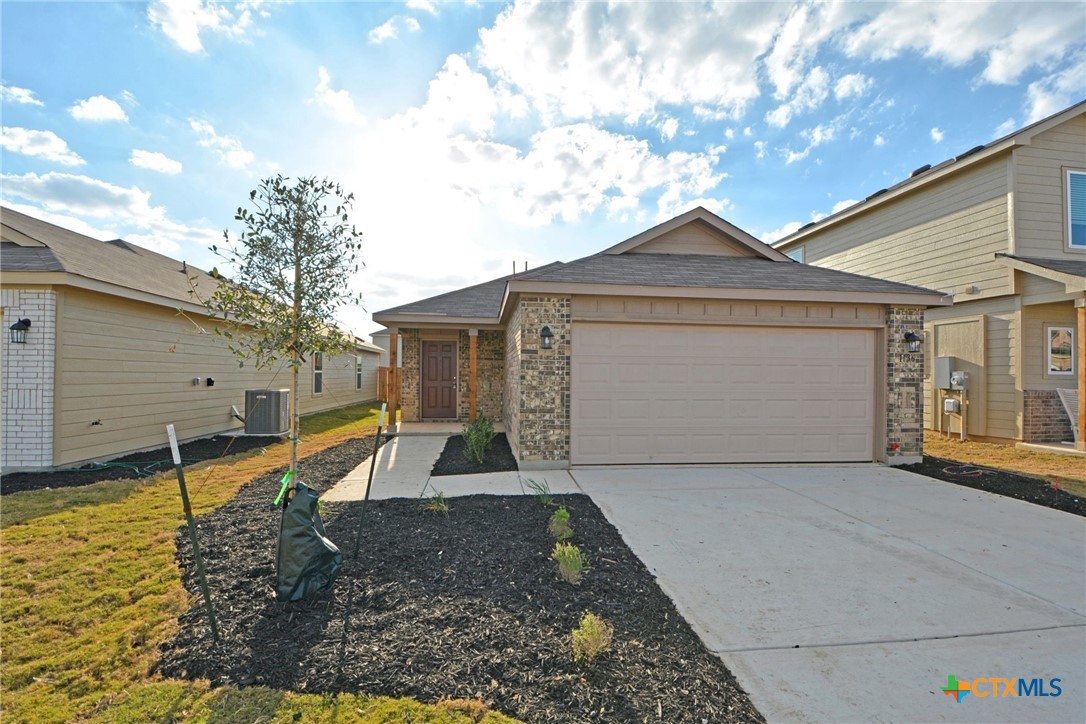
[203,175,362,485]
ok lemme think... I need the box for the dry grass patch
[924,431,1086,497]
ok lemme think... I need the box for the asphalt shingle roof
[1002,254,1086,278]
[1,206,219,304]
[376,252,944,319]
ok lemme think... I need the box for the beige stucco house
[0,207,381,472]
[374,207,948,469]
[774,101,1085,450]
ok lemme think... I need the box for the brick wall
[885,305,925,464]
[400,329,421,422]
[508,296,571,465]
[1023,389,1075,443]
[503,306,522,458]
[2,288,57,468]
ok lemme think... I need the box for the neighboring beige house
[0,207,381,472]
[375,207,948,469]
[774,101,1085,450]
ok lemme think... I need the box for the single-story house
[374,207,950,468]
[774,101,1085,450]
[1,206,382,472]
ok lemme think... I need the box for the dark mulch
[0,434,282,495]
[158,438,762,723]
[431,432,519,476]
[902,456,1085,517]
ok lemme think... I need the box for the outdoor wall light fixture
[904,331,922,354]
[540,326,554,350]
[8,318,31,344]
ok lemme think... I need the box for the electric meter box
[943,398,961,414]
[950,371,968,390]
[934,356,957,389]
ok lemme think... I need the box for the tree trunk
[290,204,302,490]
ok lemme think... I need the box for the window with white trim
[313,352,324,394]
[785,245,805,263]
[355,355,363,390]
[1046,325,1074,376]
[1068,170,1086,249]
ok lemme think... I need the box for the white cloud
[832,198,860,214]
[930,127,945,143]
[68,95,128,122]
[993,117,1018,137]
[312,67,366,125]
[130,149,183,174]
[873,134,886,147]
[764,66,829,128]
[658,116,679,141]
[1,84,44,106]
[406,0,436,14]
[754,140,767,159]
[0,171,221,255]
[189,119,254,168]
[724,128,735,140]
[478,2,785,123]
[147,0,266,54]
[784,122,837,164]
[834,73,873,100]
[368,15,421,44]
[743,126,753,137]
[762,221,802,243]
[1025,51,1085,122]
[1,127,84,166]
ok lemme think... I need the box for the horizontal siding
[803,156,1012,297]
[1020,301,1078,390]
[572,295,885,326]
[1013,114,1086,258]
[630,222,755,256]
[56,288,378,466]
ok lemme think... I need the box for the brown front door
[422,341,457,418]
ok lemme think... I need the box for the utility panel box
[245,389,290,435]
[934,356,957,389]
[943,398,961,414]
[950,371,968,391]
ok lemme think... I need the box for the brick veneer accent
[457,330,504,421]
[1,288,56,468]
[1023,389,1075,443]
[885,305,925,464]
[504,296,571,466]
[400,329,421,422]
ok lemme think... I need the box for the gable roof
[775,99,1086,250]
[1,206,220,311]
[602,206,793,261]
[995,253,1086,292]
[374,208,949,327]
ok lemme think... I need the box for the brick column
[1,289,57,469]
[885,305,924,465]
[512,296,571,468]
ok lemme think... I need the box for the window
[313,352,324,394]
[1069,170,1086,249]
[1047,326,1074,375]
[355,356,363,390]
[785,245,805,263]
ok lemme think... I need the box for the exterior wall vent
[245,389,290,435]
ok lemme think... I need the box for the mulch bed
[902,456,1085,517]
[431,432,519,476]
[0,434,281,495]
[158,437,763,723]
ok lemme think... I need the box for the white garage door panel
[571,324,876,464]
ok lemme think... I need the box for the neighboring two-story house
[775,101,1085,450]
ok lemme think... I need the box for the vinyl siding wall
[1012,115,1086,259]
[1020,301,1078,390]
[54,287,378,467]
[801,156,1012,298]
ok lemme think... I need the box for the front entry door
[422,341,457,419]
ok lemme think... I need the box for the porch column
[468,328,478,422]
[1078,301,1085,452]
[388,327,399,425]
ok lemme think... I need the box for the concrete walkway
[573,465,1086,723]
[322,434,579,501]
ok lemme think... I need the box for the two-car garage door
[571,323,876,465]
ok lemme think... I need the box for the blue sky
[2,1,1084,338]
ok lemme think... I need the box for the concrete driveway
[573,465,1086,723]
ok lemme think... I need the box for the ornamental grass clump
[462,416,496,464]
[548,506,573,541]
[551,541,586,584]
[572,611,614,666]
[422,490,449,515]
[524,478,555,507]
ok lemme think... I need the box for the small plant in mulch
[525,478,556,507]
[422,490,449,515]
[548,506,573,541]
[461,416,497,464]
[436,698,493,721]
[551,541,586,584]
[572,611,614,667]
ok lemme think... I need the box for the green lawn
[0,402,514,723]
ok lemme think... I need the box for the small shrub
[572,611,614,666]
[462,416,496,464]
[548,507,572,540]
[525,478,555,507]
[422,491,449,515]
[551,541,586,584]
